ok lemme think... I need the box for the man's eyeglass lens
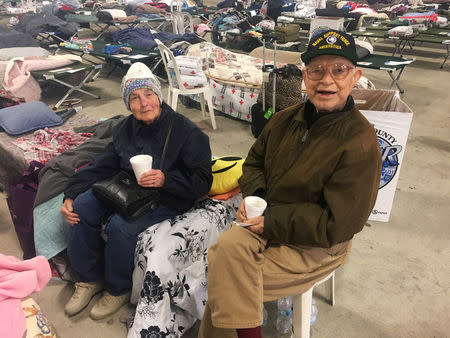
[306,64,353,80]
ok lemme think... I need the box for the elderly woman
[60,62,213,320]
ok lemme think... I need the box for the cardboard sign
[360,110,413,222]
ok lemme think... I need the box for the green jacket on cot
[239,100,382,248]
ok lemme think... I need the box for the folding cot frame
[31,62,102,109]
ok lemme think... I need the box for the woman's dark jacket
[64,102,213,214]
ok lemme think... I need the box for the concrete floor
[1,17,450,338]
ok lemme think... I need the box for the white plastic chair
[169,0,183,13]
[171,12,194,34]
[155,39,217,130]
[291,271,335,338]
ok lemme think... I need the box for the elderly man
[198,30,382,338]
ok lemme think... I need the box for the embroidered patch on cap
[301,30,358,65]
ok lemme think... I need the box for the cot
[390,33,449,68]
[280,17,355,32]
[91,40,163,80]
[0,107,97,192]
[31,62,102,109]
[64,13,102,36]
[57,39,161,77]
[90,14,172,40]
[423,27,450,36]
[350,28,449,68]
[356,54,415,93]
[349,28,389,45]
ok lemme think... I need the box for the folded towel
[169,55,203,70]
[178,66,204,76]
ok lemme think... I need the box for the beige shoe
[65,281,104,316]
[89,291,130,320]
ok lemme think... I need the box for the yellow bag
[209,156,245,196]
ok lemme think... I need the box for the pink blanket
[0,254,51,338]
[0,55,80,102]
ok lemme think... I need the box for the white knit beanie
[120,62,163,110]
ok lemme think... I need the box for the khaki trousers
[198,225,352,338]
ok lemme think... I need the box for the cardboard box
[353,89,413,222]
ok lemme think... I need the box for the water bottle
[262,305,268,326]
[311,297,318,326]
[276,296,293,335]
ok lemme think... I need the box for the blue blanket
[34,193,68,259]
[111,27,200,50]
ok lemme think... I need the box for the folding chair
[292,271,336,338]
[155,39,217,130]
[31,62,102,109]
[171,12,194,34]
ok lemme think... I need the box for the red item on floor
[236,327,262,338]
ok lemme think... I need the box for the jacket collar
[293,96,356,129]
[131,102,173,132]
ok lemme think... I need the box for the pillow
[209,156,245,196]
[355,39,373,59]
[388,26,414,37]
[210,186,241,200]
[0,101,62,135]
[0,47,49,61]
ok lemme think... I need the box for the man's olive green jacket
[239,101,382,248]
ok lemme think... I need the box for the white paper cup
[359,27,366,31]
[130,155,152,180]
[244,196,267,219]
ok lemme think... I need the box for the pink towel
[0,254,51,338]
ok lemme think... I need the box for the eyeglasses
[305,63,355,81]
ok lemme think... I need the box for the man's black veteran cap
[301,29,358,65]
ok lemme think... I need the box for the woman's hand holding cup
[139,169,165,188]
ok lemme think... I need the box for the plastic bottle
[276,296,293,335]
[262,305,268,326]
[311,297,318,326]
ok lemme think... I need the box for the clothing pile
[280,3,317,19]
[400,11,439,24]
[168,56,207,89]
[388,25,415,37]
[102,44,132,55]
[273,24,301,43]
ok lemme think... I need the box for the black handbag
[92,118,174,219]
